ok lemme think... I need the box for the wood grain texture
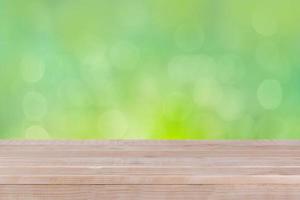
[1,185,300,200]
[0,141,300,199]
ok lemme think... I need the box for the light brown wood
[1,185,300,200]
[0,141,300,199]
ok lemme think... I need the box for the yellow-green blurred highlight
[1,0,300,139]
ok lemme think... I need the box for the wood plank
[2,149,300,157]
[1,166,300,184]
[0,141,299,185]
[0,185,300,200]
[0,141,300,198]
[1,166,300,175]
[1,141,300,152]
[2,175,300,185]
[0,141,299,169]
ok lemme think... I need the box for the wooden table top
[0,140,300,185]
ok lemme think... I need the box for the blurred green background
[1,0,299,139]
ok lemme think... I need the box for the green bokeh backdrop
[1,0,300,139]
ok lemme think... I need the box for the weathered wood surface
[0,141,299,199]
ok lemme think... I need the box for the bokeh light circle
[23,91,48,121]
[257,79,282,110]
[25,125,50,139]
